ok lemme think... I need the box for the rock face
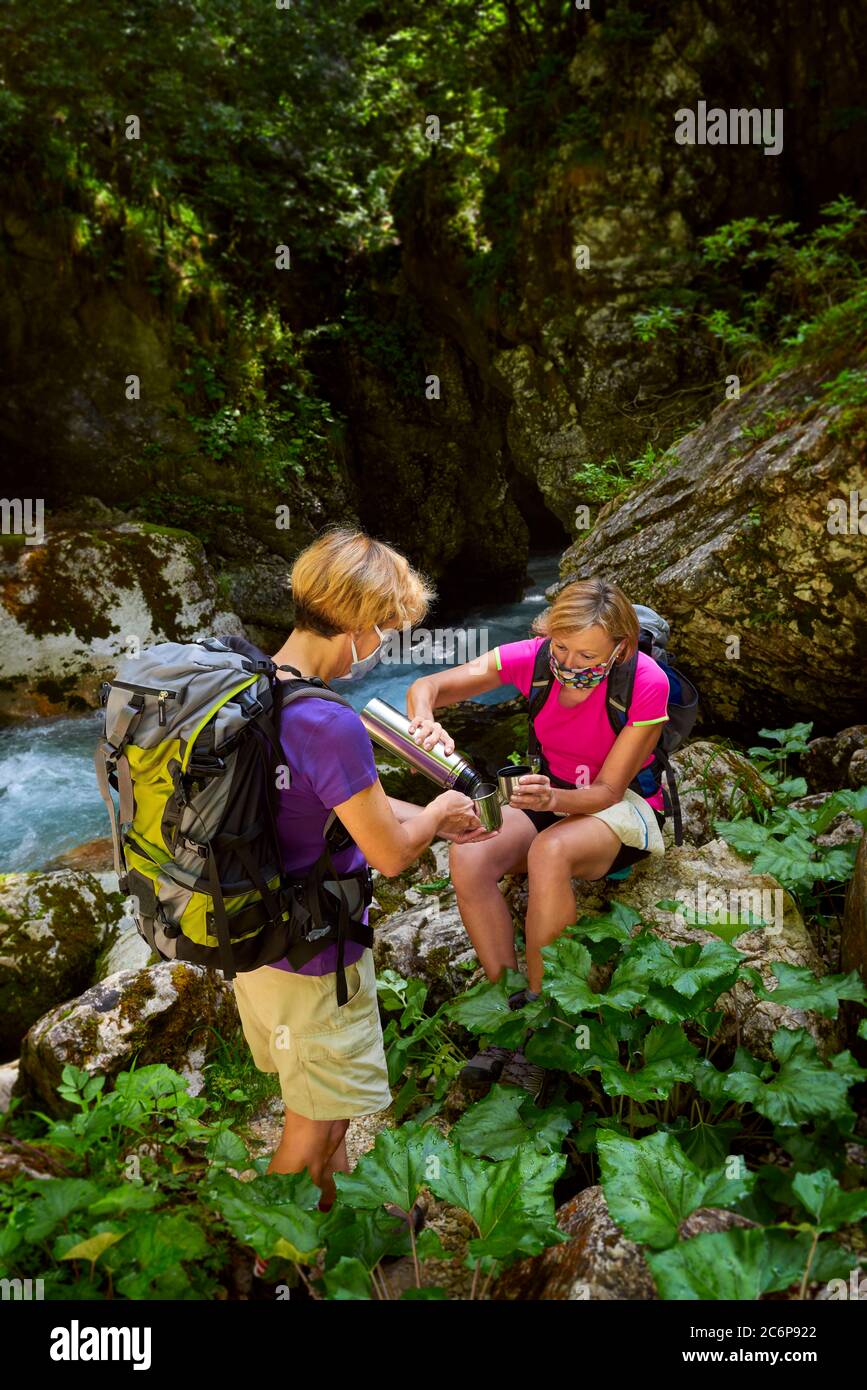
[802,727,867,793]
[842,835,867,991]
[491,1186,656,1300]
[0,870,121,1059]
[504,837,840,1060]
[668,741,776,846]
[15,961,239,1115]
[554,361,867,734]
[0,521,243,717]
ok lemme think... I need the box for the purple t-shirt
[267,694,378,974]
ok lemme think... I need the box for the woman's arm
[406,648,503,753]
[332,780,485,876]
[509,722,664,815]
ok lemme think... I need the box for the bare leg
[268,1109,351,1209]
[524,817,621,993]
[449,807,538,980]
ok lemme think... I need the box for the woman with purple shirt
[231,526,489,1220]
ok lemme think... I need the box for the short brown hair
[531,577,638,662]
[290,525,436,636]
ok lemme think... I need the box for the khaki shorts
[232,948,393,1121]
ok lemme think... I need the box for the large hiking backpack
[526,604,699,845]
[94,635,373,1005]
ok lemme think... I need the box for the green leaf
[598,1131,756,1249]
[334,1121,451,1213]
[721,1029,866,1127]
[321,1256,373,1300]
[23,1179,102,1241]
[743,962,867,1017]
[444,969,530,1035]
[207,1127,250,1167]
[569,901,642,944]
[60,1231,126,1265]
[206,1169,324,1264]
[596,1023,698,1102]
[791,1169,867,1232]
[87,1185,162,1216]
[542,936,641,1014]
[648,1227,769,1299]
[451,1085,581,1160]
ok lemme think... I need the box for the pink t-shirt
[495,638,670,812]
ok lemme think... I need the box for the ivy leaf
[741,962,867,1017]
[791,1170,867,1232]
[598,1131,756,1250]
[721,1029,866,1127]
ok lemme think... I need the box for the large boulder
[0,870,121,1059]
[668,740,776,846]
[554,360,867,733]
[504,837,841,1060]
[0,521,243,718]
[15,961,239,1115]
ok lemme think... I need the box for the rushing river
[0,551,562,871]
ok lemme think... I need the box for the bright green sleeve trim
[630,715,669,726]
[494,646,502,672]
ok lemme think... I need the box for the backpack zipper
[112,681,178,726]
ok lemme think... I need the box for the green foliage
[572,442,672,505]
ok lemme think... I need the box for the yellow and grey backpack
[94,636,373,1005]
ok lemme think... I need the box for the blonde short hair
[531,577,639,662]
[290,525,436,636]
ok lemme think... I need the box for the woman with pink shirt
[406,576,670,1091]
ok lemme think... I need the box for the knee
[527,831,567,877]
[449,840,492,887]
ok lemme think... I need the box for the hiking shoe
[507,987,540,1011]
[460,1044,513,1088]
[499,1049,547,1099]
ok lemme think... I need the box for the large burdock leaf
[791,1169,867,1231]
[721,1029,866,1127]
[566,902,643,944]
[205,1168,324,1263]
[740,962,867,1017]
[445,969,542,1038]
[611,933,741,1000]
[322,1256,373,1300]
[334,1121,451,1212]
[541,937,642,1014]
[425,1143,566,1269]
[597,1023,699,1101]
[451,1085,582,1160]
[597,1131,755,1249]
[648,1227,769,1299]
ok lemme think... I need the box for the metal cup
[497,764,533,805]
[473,781,503,832]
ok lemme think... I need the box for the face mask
[333,624,386,684]
[549,639,622,689]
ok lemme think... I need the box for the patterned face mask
[549,639,623,689]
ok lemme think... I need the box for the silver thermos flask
[360,698,482,797]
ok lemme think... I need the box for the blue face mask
[333,625,386,684]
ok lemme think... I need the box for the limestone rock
[555,363,867,731]
[669,740,776,845]
[0,522,243,718]
[372,897,477,1008]
[15,961,239,1115]
[0,870,121,1058]
[802,726,867,793]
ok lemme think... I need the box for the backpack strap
[527,638,555,775]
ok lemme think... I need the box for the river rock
[14,961,239,1116]
[504,837,839,1060]
[0,870,122,1059]
[802,726,867,793]
[554,361,867,732]
[491,1186,656,1300]
[0,1059,19,1114]
[47,837,116,873]
[0,522,243,718]
[668,740,776,845]
[787,794,865,850]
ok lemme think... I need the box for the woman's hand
[407,715,455,756]
[431,790,498,842]
[508,774,556,813]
